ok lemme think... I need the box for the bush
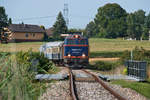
[16,49,56,74]
[120,46,150,64]
[93,61,118,71]
[122,68,128,75]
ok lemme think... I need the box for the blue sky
[1,0,150,29]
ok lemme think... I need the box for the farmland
[1,38,150,53]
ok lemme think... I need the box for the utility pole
[63,3,69,27]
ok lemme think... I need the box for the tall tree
[127,13,136,39]
[52,12,68,39]
[145,13,150,27]
[142,12,150,40]
[94,3,127,38]
[127,10,146,40]
[8,18,12,24]
[0,6,8,41]
[0,7,8,30]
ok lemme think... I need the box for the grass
[0,52,58,99]
[0,42,45,52]
[89,38,150,52]
[1,38,150,53]
[111,80,150,99]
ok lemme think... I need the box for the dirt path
[89,58,120,62]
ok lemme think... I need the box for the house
[2,24,45,42]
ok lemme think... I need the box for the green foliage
[122,68,128,75]
[121,46,150,64]
[52,12,68,40]
[112,80,150,99]
[90,51,123,58]
[0,6,8,29]
[127,10,146,40]
[0,54,47,100]
[8,18,12,25]
[85,3,150,40]
[85,21,97,37]
[93,3,127,38]
[16,49,56,73]
[93,61,118,71]
[0,6,8,41]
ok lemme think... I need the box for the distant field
[89,38,150,52]
[0,42,45,52]
[1,38,150,52]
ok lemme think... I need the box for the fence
[125,60,147,81]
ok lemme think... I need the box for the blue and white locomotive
[39,34,89,67]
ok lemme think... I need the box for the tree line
[1,3,150,40]
[85,3,150,40]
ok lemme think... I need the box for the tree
[0,6,8,41]
[52,12,68,40]
[40,25,48,41]
[8,18,12,24]
[145,13,150,27]
[127,13,136,39]
[94,3,127,38]
[142,12,150,40]
[126,10,146,40]
[85,21,96,37]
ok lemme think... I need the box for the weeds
[0,50,57,100]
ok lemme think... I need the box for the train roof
[39,41,63,52]
[44,41,64,47]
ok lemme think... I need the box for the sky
[0,0,150,29]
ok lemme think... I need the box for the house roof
[8,24,45,33]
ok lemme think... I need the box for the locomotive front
[63,34,89,67]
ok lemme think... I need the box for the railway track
[68,68,127,100]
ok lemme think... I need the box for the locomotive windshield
[65,39,88,45]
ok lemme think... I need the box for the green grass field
[1,38,150,53]
[89,38,150,52]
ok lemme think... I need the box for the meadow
[1,38,150,53]
[1,38,150,99]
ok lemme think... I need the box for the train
[39,34,89,68]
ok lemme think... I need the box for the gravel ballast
[39,81,71,100]
[76,82,118,100]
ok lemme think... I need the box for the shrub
[93,61,117,71]
[122,68,128,75]
[120,46,150,64]
[16,49,56,74]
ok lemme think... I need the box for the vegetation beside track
[90,51,123,58]
[0,50,58,99]
[111,80,150,99]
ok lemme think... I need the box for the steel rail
[82,69,127,100]
[68,68,78,100]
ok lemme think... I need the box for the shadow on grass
[90,51,123,58]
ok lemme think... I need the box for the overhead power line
[12,15,57,22]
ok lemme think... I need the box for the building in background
[2,24,45,42]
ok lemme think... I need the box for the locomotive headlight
[68,54,71,57]
[75,35,78,38]
[82,54,86,57]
